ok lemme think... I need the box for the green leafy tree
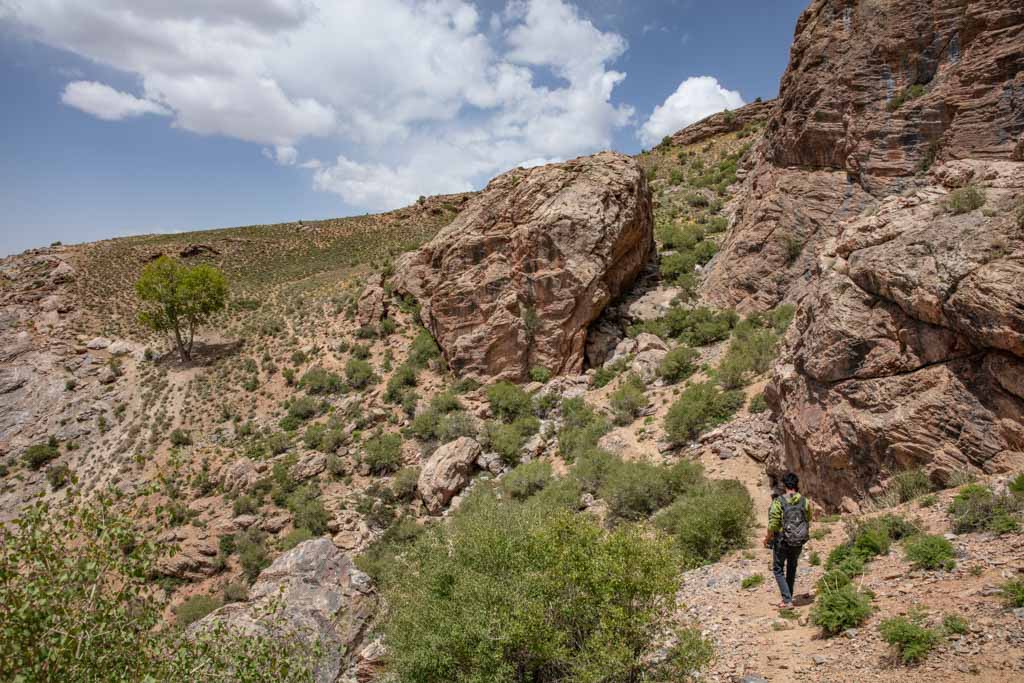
[136,256,228,362]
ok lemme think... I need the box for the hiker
[763,471,811,609]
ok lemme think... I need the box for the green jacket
[768,493,812,533]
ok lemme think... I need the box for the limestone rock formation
[417,436,481,514]
[191,538,376,683]
[393,152,654,381]
[668,99,775,148]
[356,273,386,327]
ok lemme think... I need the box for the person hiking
[763,471,811,609]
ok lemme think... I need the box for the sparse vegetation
[664,381,744,444]
[879,613,939,664]
[944,185,986,215]
[903,534,956,571]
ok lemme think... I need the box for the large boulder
[355,273,386,327]
[418,436,482,514]
[191,538,376,683]
[393,152,654,381]
[766,162,1024,508]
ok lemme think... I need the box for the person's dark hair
[782,472,799,491]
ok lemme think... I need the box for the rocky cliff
[699,0,1024,507]
[393,151,653,382]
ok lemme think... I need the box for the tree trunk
[173,325,190,362]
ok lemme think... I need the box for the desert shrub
[904,534,955,571]
[948,483,1022,534]
[557,398,610,462]
[942,614,969,635]
[529,366,552,383]
[999,578,1024,608]
[355,516,425,584]
[286,485,329,536]
[572,448,619,493]
[266,432,291,455]
[325,453,347,478]
[281,527,314,551]
[379,318,397,336]
[233,494,258,516]
[824,545,867,579]
[345,358,375,389]
[601,459,704,521]
[350,343,371,360]
[46,463,72,491]
[879,615,938,664]
[741,574,764,589]
[748,393,769,413]
[223,582,249,604]
[363,432,404,475]
[384,364,418,403]
[236,530,270,583]
[485,416,540,464]
[169,429,192,447]
[1009,472,1024,496]
[286,396,318,422]
[486,382,533,422]
[174,595,223,628]
[664,381,744,444]
[501,461,552,501]
[408,329,440,368]
[891,469,933,503]
[592,356,630,388]
[409,392,472,443]
[391,467,420,502]
[298,367,344,395]
[811,584,873,635]
[609,374,647,426]
[657,222,705,251]
[654,479,753,566]
[631,306,737,347]
[886,83,926,112]
[945,184,986,214]
[378,491,705,682]
[659,345,699,383]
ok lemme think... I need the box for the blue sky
[0,0,807,256]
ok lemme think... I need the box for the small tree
[136,256,228,362]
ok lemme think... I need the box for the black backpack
[779,495,809,547]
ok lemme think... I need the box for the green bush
[903,534,955,571]
[999,578,1024,608]
[664,381,744,444]
[1009,472,1024,496]
[485,416,539,464]
[345,358,376,389]
[748,393,769,413]
[879,615,938,664]
[601,459,704,521]
[592,356,630,388]
[409,392,474,443]
[942,614,968,635]
[281,527,314,550]
[363,432,404,475]
[945,185,986,214]
[233,495,258,516]
[654,479,754,566]
[633,306,737,347]
[408,329,440,368]
[173,594,224,627]
[237,529,270,583]
[886,83,926,112]
[529,366,552,383]
[355,516,425,584]
[948,483,1022,534]
[286,396,318,422]
[811,584,872,635]
[609,374,647,426]
[392,467,420,501]
[298,367,344,394]
[557,398,610,462]
[378,491,706,682]
[286,485,329,536]
[384,364,418,403]
[169,429,192,447]
[486,382,533,422]
[659,345,699,383]
[223,582,249,603]
[46,463,72,490]
[891,469,933,503]
[572,448,619,493]
[501,461,552,501]
[265,431,290,456]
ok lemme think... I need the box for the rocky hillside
[1,1,1023,682]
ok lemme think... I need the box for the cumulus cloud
[639,76,744,147]
[61,80,169,121]
[7,0,634,213]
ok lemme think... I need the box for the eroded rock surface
[418,436,481,515]
[393,152,654,381]
[191,538,376,683]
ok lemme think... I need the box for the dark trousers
[772,540,802,604]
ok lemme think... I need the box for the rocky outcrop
[355,273,386,327]
[418,436,482,514]
[393,152,654,381]
[767,161,1024,508]
[191,538,376,683]
[669,99,775,147]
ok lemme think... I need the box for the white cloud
[639,76,744,147]
[8,0,634,212]
[61,80,170,120]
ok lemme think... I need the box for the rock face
[191,538,376,683]
[355,273,386,327]
[669,99,775,147]
[418,436,481,514]
[695,0,1024,507]
[393,152,654,381]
